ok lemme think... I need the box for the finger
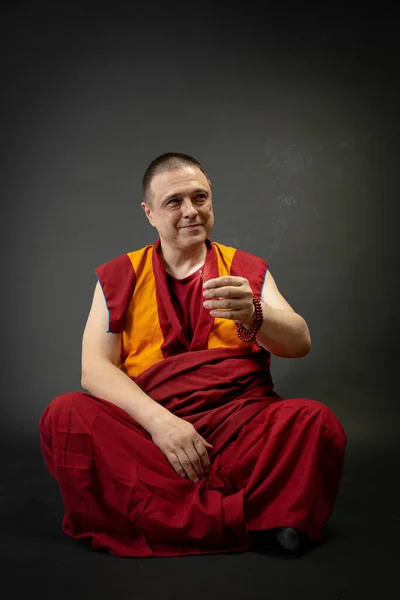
[204,298,244,310]
[165,451,187,479]
[184,444,205,478]
[200,437,213,448]
[210,309,245,320]
[175,449,200,482]
[193,439,211,473]
[203,286,247,298]
[203,277,244,290]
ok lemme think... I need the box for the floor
[1,438,399,599]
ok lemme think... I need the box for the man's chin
[180,229,208,246]
[181,226,205,236]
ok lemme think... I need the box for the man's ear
[141,202,155,227]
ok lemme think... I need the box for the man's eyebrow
[162,188,208,205]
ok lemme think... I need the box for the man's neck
[161,242,208,279]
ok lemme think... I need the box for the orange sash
[95,238,268,379]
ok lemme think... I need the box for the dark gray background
[1,4,399,452]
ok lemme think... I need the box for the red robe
[39,240,346,557]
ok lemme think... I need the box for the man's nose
[181,199,198,217]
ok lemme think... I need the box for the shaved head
[142,152,211,207]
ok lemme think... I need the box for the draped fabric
[39,347,346,557]
[39,239,346,557]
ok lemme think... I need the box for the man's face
[141,166,214,249]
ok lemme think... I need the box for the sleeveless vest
[95,238,268,379]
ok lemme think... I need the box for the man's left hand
[202,276,256,328]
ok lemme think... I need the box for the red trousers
[39,392,346,557]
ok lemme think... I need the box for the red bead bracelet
[235,296,264,343]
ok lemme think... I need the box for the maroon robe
[39,249,346,557]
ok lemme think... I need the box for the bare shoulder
[81,281,122,371]
[261,270,295,312]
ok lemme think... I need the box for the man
[39,152,346,558]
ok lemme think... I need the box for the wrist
[241,306,256,331]
[145,405,172,434]
[236,297,264,343]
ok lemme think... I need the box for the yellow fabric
[123,246,164,378]
[121,242,248,379]
[207,243,246,350]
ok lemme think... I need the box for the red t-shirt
[166,266,204,341]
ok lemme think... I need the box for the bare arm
[257,271,311,358]
[81,281,213,482]
[81,282,167,433]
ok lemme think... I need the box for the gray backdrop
[1,6,399,449]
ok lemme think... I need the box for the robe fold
[39,238,346,557]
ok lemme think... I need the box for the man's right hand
[149,412,213,482]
